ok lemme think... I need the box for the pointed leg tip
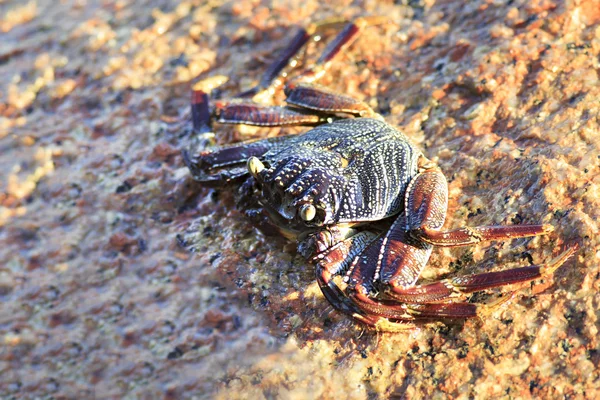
[477,292,517,319]
[542,224,555,234]
[543,244,579,275]
[373,318,417,333]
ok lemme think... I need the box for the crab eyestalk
[247,156,265,179]
[299,203,316,221]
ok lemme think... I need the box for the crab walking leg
[403,294,517,320]
[237,28,314,98]
[211,100,326,126]
[191,90,212,133]
[211,83,380,126]
[331,244,575,326]
[238,19,347,98]
[199,17,387,127]
[406,169,554,246]
[189,17,387,136]
[313,231,383,325]
[380,169,573,299]
[414,224,554,247]
[388,245,578,303]
[345,169,449,294]
[284,83,378,118]
[239,16,389,98]
[342,212,438,306]
[188,20,329,130]
[191,88,328,129]
[295,16,389,84]
[315,221,441,327]
[313,230,429,330]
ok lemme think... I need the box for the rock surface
[1,0,598,398]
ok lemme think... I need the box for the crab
[183,17,577,331]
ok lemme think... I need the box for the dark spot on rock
[566,42,591,51]
[170,53,188,67]
[209,252,221,264]
[561,339,573,353]
[259,296,270,308]
[110,302,124,315]
[521,252,534,264]
[68,342,83,358]
[84,97,101,110]
[167,346,184,359]
[138,238,147,252]
[483,339,495,355]
[175,234,188,248]
[45,285,60,301]
[467,208,482,218]
[116,181,133,193]
[232,315,242,330]
[14,228,39,243]
[162,320,176,335]
[511,213,524,224]
[529,380,539,393]
[141,362,155,377]
[355,59,368,68]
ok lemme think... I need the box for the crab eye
[299,204,316,222]
[247,156,265,178]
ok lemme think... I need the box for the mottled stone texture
[1,0,598,399]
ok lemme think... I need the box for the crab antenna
[247,156,265,178]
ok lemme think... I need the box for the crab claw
[299,203,316,221]
[247,156,265,178]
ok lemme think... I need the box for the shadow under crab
[183,17,577,332]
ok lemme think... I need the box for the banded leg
[387,246,577,303]
[237,18,347,98]
[193,16,386,129]
[312,231,408,327]
[240,16,389,98]
[405,169,553,246]
[284,83,379,118]
[413,224,555,247]
[313,167,575,330]
[189,16,387,146]
[190,88,326,133]
[386,168,559,295]
[323,237,575,329]
[207,82,380,127]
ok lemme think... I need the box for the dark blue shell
[258,118,422,225]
